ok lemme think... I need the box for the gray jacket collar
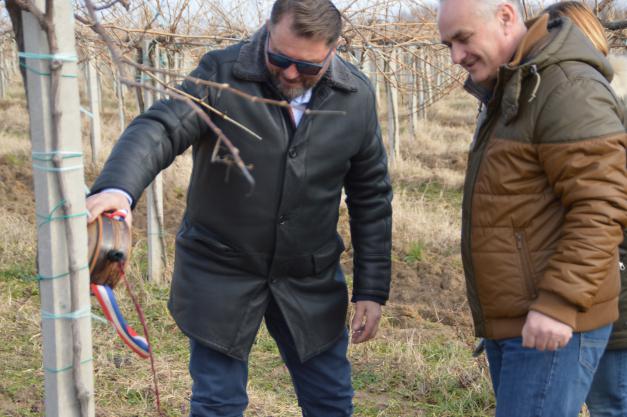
[232,26,358,93]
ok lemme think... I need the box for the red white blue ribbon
[91,283,150,359]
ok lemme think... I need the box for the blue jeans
[485,325,612,417]
[188,297,353,417]
[586,348,627,417]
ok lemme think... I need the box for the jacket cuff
[90,186,139,209]
[529,290,578,329]
[351,294,387,305]
[99,188,134,206]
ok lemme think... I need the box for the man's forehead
[438,0,483,36]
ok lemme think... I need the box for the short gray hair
[440,0,525,20]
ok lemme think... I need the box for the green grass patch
[404,241,425,264]
[395,179,463,207]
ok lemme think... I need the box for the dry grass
[384,90,476,259]
[0,77,497,416]
[391,188,460,257]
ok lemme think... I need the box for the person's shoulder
[534,61,624,142]
[332,55,376,99]
[200,42,243,65]
[541,59,609,88]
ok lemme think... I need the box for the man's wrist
[352,294,386,305]
[100,188,133,206]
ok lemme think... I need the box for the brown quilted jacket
[462,15,627,340]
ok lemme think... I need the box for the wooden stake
[365,49,379,111]
[86,55,101,163]
[385,47,400,163]
[21,2,95,416]
[421,48,432,116]
[114,69,125,133]
[407,49,419,141]
[142,40,165,284]
[0,47,6,100]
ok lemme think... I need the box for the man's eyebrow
[452,30,472,40]
[441,29,472,47]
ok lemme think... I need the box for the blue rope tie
[32,163,84,173]
[32,150,82,161]
[32,151,83,172]
[35,264,89,282]
[44,358,93,374]
[92,314,108,324]
[41,305,91,321]
[19,62,78,79]
[80,107,94,118]
[18,52,78,62]
[32,150,84,173]
[36,199,89,228]
[18,52,79,78]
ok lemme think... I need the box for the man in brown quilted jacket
[438,0,627,415]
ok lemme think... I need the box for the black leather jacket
[91,27,392,361]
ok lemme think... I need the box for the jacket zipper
[515,231,537,298]
[461,108,497,335]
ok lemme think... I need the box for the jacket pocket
[178,223,238,255]
[313,235,346,275]
[270,236,345,278]
[515,230,537,299]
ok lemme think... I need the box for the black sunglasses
[266,34,333,76]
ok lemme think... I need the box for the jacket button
[288,149,297,158]
[270,278,277,284]
[278,215,288,225]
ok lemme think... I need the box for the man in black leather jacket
[86,0,392,416]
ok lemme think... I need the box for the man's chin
[469,70,484,83]
[468,67,498,87]
[278,83,307,100]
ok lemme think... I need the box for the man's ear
[496,2,519,33]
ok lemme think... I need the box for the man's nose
[450,44,465,65]
[282,63,300,79]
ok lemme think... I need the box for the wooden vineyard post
[420,47,432,117]
[141,40,166,284]
[114,68,125,133]
[364,48,378,110]
[0,46,6,99]
[417,47,426,120]
[86,54,101,163]
[21,2,95,416]
[372,49,382,108]
[407,48,419,141]
[384,47,400,163]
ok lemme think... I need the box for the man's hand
[86,191,133,227]
[522,310,573,351]
[350,300,382,344]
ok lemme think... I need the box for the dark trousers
[188,297,354,417]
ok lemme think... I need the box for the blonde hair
[544,1,609,56]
